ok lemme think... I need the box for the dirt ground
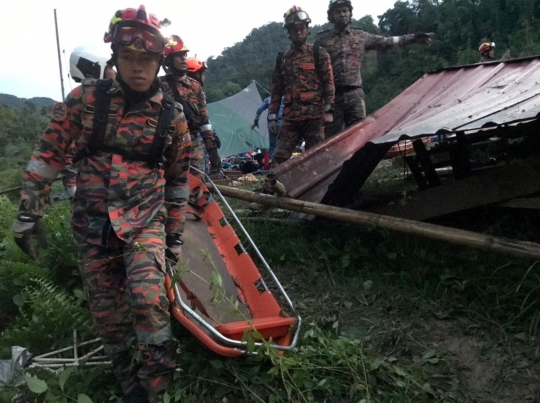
[279,267,540,403]
[225,165,540,402]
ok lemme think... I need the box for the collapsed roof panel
[274,57,540,206]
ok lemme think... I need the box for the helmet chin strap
[166,65,187,76]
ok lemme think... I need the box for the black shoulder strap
[165,74,183,103]
[163,74,201,132]
[314,43,320,73]
[147,95,175,166]
[276,52,284,71]
[73,79,112,163]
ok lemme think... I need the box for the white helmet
[69,45,111,82]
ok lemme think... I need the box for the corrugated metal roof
[274,56,540,204]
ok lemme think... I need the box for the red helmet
[104,5,169,53]
[479,42,495,55]
[164,35,189,57]
[186,57,207,73]
[283,6,311,28]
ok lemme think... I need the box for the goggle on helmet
[104,5,170,53]
[164,35,189,57]
[284,6,311,28]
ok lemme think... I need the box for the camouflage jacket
[20,78,191,246]
[314,26,416,88]
[60,143,79,197]
[160,74,215,149]
[270,42,335,121]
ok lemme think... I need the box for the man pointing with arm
[315,0,434,139]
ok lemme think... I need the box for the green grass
[1,188,540,402]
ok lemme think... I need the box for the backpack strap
[314,42,320,72]
[74,80,176,168]
[147,94,175,167]
[163,74,201,132]
[165,74,183,103]
[276,51,284,71]
[73,79,113,164]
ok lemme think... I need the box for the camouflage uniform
[61,143,79,198]
[19,78,191,400]
[160,74,214,173]
[270,43,335,165]
[315,27,416,138]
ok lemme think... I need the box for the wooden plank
[212,184,540,261]
[370,157,540,221]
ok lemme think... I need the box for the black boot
[123,383,148,403]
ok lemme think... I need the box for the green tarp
[207,81,269,158]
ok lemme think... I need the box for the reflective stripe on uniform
[165,185,190,200]
[26,159,60,181]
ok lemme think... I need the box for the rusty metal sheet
[274,57,540,204]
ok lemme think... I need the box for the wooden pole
[213,185,540,261]
[0,178,61,196]
[54,9,66,100]
[0,185,22,196]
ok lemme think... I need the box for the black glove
[251,118,259,130]
[12,213,48,259]
[165,234,183,263]
[208,147,222,174]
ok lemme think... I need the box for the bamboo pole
[213,185,540,261]
[0,185,22,196]
[0,178,62,196]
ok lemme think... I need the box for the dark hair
[327,1,353,24]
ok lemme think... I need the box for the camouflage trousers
[78,218,176,401]
[324,87,366,139]
[273,118,324,165]
[190,133,206,175]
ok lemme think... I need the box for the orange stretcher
[165,170,302,357]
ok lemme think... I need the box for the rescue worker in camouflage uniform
[269,6,335,166]
[160,36,221,176]
[63,47,118,198]
[478,42,510,63]
[315,0,434,139]
[12,6,190,403]
[184,56,222,174]
[479,42,496,63]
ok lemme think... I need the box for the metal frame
[26,331,110,373]
[168,168,302,353]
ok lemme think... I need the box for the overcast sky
[1,0,396,100]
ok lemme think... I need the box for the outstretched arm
[365,32,434,51]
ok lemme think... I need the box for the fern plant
[1,278,94,356]
[0,260,49,332]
